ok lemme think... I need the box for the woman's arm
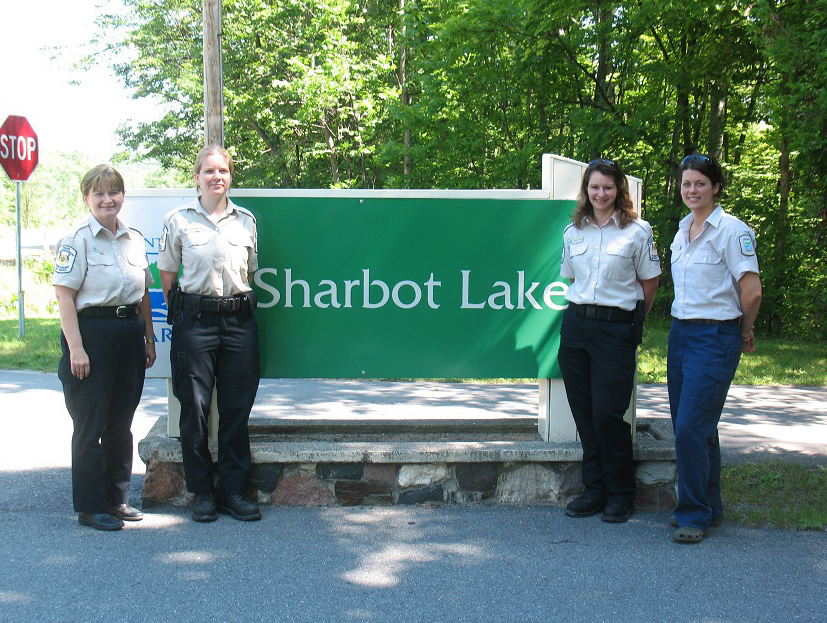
[638,276,660,315]
[55,285,90,379]
[139,287,156,368]
[739,272,763,353]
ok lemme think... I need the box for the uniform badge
[160,225,168,252]
[55,246,77,274]
[648,236,660,262]
[739,234,755,256]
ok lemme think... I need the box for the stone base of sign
[139,416,677,509]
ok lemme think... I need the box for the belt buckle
[115,305,130,318]
[584,306,597,320]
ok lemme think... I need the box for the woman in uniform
[54,165,156,531]
[158,145,262,523]
[668,153,762,543]
[558,158,661,523]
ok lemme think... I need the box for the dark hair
[679,153,725,197]
[80,165,125,197]
[571,159,636,228]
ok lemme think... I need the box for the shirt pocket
[86,253,114,267]
[691,248,724,267]
[568,241,588,258]
[605,242,634,259]
[670,241,685,264]
[227,232,253,271]
[182,227,211,247]
[126,250,149,269]
[604,241,635,280]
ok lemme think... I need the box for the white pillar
[537,154,638,442]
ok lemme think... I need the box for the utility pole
[203,0,224,147]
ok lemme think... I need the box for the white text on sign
[0,134,37,161]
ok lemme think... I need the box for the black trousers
[557,306,637,506]
[58,314,146,513]
[171,309,260,495]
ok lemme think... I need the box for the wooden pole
[203,0,224,147]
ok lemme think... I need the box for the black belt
[681,318,741,326]
[179,292,248,313]
[78,305,140,318]
[570,303,634,323]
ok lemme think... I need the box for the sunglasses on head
[588,158,616,169]
[681,154,712,166]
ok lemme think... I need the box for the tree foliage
[88,0,827,336]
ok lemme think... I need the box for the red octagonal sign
[0,115,39,182]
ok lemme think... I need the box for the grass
[0,317,62,372]
[722,462,827,530]
[637,316,827,386]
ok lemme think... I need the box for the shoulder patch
[55,246,77,274]
[648,235,660,262]
[739,233,756,256]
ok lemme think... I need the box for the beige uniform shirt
[561,212,661,311]
[52,215,153,311]
[157,198,258,296]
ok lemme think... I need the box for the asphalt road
[1,370,826,623]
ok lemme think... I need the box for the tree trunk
[400,0,412,179]
[773,135,790,334]
[707,80,726,160]
[321,115,340,185]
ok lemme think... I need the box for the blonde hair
[80,165,125,197]
[194,145,234,177]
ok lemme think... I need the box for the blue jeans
[668,320,741,530]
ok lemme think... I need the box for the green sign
[233,195,573,379]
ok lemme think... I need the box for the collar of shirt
[582,210,621,229]
[679,204,724,236]
[193,197,238,223]
[86,214,130,239]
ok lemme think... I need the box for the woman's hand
[145,341,157,368]
[741,327,756,353]
[70,348,91,379]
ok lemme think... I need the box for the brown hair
[571,160,636,229]
[80,165,125,198]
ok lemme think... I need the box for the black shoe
[601,504,633,523]
[217,494,262,521]
[78,512,124,531]
[108,503,144,521]
[565,496,606,518]
[192,493,218,523]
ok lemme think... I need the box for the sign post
[0,115,40,339]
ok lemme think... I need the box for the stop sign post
[1,115,40,339]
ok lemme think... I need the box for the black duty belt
[570,303,634,323]
[681,318,741,326]
[78,305,140,318]
[179,292,247,313]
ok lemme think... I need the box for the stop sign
[0,115,39,182]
